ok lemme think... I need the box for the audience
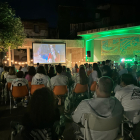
[14,87,59,140]
[105,60,111,66]
[89,63,101,87]
[48,66,56,79]
[51,65,68,90]
[73,65,88,88]
[61,66,71,79]
[72,64,78,74]
[6,67,17,83]
[35,63,40,71]
[19,66,22,71]
[119,63,128,76]
[127,63,132,74]
[102,65,112,77]
[44,64,49,75]
[72,76,123,140]
[25,66,36,82]
[32,66,51,88]
[21,64,28,74]
[11,71,28,108]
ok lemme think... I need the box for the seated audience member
[100,61,105,72]
[115,74,140,122]
[35,63,40,71]
[85,63,90,73]
[48,66,56,79]
[89,63,101,87]
[72,76,123,140]
[11,71,28,108]
[19,66,22,71]
[0,64,4,75]
[61,66,71,79]
[105,60,111,66]
[102,65,112,77]
[127,63,132,74]
[13,88,60,140]
[25,66,36,82]
[1,66,7,81]
[21,64,28,74]
[6,67,17,83]
[73,65,88,88]
[44,64,49,75]
[119,63,128,76]
[51,65,68,90]
[32,66,51,88]
[72,64,78,74]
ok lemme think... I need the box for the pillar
[27,47,30,66]
[8,47,11,66]
[11,49,14,64]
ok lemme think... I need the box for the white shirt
[11,78,28,90]
[119,69,128,76]
[31,73,51,88]
[115,84,140,111]
[114,84,122,94]
[21,67,28,74]
[6,75,17,83]
[72,97,123,140]
[51,74,68,89]
[89,71,98,87]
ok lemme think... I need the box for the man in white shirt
[51,65,68,90]
[72,76,123,140]
[115,74,140,122]
[11,71,28,108]
[21,64,28,74]
[119,63,128,76]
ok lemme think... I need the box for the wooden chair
[10,86,29,113]
[30,84,45,95]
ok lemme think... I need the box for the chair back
[90,81,97,91]
[7,83,11,91]
[74,84,88,93]
[83,113,123,131]
[12,86,28,98]
[28,82,31,89]
[87,70,92,76]
[53,85,68,95]
[31,84,45,95]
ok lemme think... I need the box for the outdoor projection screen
[33,43,66,64]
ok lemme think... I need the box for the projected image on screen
[33,43,66,64]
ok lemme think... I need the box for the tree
[0,2,26,52]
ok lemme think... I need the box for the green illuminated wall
[94,40,101,61]
[86,40,94,62]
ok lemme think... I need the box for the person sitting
[72,76,123,140]
[100,61,105,72]
[11,71,28,108]
[119,63,128,76]
[89,63,101,88]
[115,74,140,123]
[73,65,88,89]
[32,66,51,88]
[21,64,28,74]
[105,60,111,66]
[19,66,22,71]
[102,65,112,77]
[72,64,78,74]
[51,65,68,90]
[61,66,72,79]
[6,67,17,83]
[3,66,9,82]
[35,63,40,71]
[13,87,60,140]
[127,63,132,74]
[25,66,36,82]
[48,66,56,79]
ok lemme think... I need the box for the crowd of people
[0,59,140,139]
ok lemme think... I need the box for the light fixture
[7,58,9,60]
[15,62,17,64]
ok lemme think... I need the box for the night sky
[1,0,137,27]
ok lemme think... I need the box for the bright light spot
[7,58,9,60]
[15,62,17,64]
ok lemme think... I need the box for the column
[8,47,11,66]
[27,47,31,66]
[12,49,14,64]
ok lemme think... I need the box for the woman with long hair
[6,67,17,83]
[89,63,102,87]
[14,87,60,140]
[25,66,36,82]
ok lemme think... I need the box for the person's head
[96,76,113,98]
[120,63,125,70]
[37,66,46,75]
[19,66,22,71]
[24,64,27,68]
[26,87,56,129]
[127,63,131,68]
[56,65,62,74]
[93,63,102,78]
[102,65,112,77]
[49,66,55,74]
[28,66,36,76]
[102,61,105,66]
[106,60,110,66]
[16,71,24,78]
[79,65,88,85]
[120,74,134,87]
[9,67,16,75]
[62,66,66,72]
[37,63,39,67]
[4,66,7,71]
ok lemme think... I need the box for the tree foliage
[0,2,26,52]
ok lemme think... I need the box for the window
[95,13,100,19]
[34,25,39,33]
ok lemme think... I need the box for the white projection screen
[33,43,66,64]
